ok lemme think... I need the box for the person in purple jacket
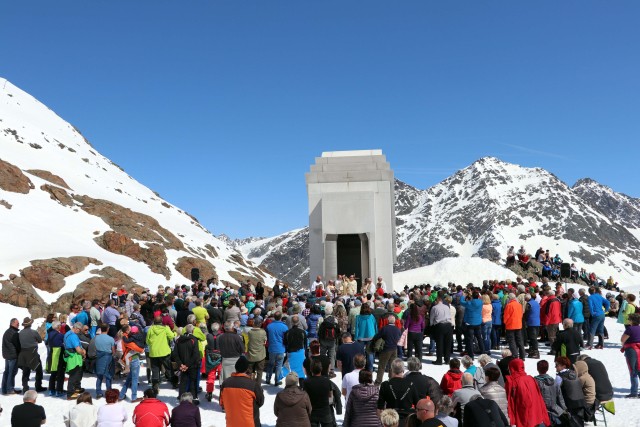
[171,392,201,427]
[404,303,425,360]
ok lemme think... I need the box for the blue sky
[2,1,639,238]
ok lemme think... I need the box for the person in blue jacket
[567,295,585,347]
[587,287,610,349]
[490,294,502,350]
[524,293,541,358]
[460,290,484,359]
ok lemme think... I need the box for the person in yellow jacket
[146,316,176,393]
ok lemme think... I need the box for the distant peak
[573,178,598,187]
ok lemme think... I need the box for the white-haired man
[11,389,46,426]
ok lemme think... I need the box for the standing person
[284,315,308,384]
[304,359,340,427]
[246,317,267,385]
[587,287,610,349]
[132,388,170,427]
[174,324,201,401]
[524,294,541,359]
[17,317,46,394]
[265,311,288,386]
[171,392,202,427]
[45,321,66,397]
[460,291,484,359]
[11,390,46,427]
[336,332,366,377]
[97,388,127,426]
[543,291,562,355]
[64,391,98,427]
[620,312,640,397]
[505,358,550,427]
[567,295,585,346]
[404,303,425,360]
[101,300,120,337]
[377,358,420,427]
[578,289,591,345]
[354,303,378,371]
[344,370,382,427]
[216,320,245,385]
[146,316,176,395]
[480,295,493,355]
[65,322,87,400]
[119,325,142,403]
[94,323,116,400]
[504,293,525,360]
[89,300,102,338]
[318,306,340,377]
[372,315,402,385]
[430,295,453,365]
[2,318,21,395]
[274,372,312,427]
[491,295,503,350]
[220,356,265,427]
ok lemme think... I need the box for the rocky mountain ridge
[233,157,640,287]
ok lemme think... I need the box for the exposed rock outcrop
[0,159,34,194]
[175,257,217,282]
[95,231,171,279]
[21,256,102,293]
[27,169,72,189]
[41,184,74,206]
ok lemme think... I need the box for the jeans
[481,322,492,354]
[491,324,502,349]
[588,315,605,347]
[119,357,139,400]
[266,352,285,383]
[1,358,18,393]
[90,326,97,339]
[358,340,374,371]
[582,317,591,346]
[625,347,640,395]
[96,369,113,396]
[465,324,484,358]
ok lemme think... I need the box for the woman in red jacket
[506,358,550,427]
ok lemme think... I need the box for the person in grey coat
[534,360,566,426]
[479,367,509,424]
[478,354,504,387]
[17,317,46,393]
[451,373,481,425]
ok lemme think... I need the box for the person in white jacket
[64,392,98,427]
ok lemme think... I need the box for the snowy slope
[0,78,273,315]
[235,158,640,288]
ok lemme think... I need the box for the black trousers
[22,364,43,391]
[179,368,198,397]
[432,322,453,363]
[48,358,67,392]
[527,326,539,351]
[506,329,525,359]
[67,365,83,396]
[406,331,423,360]
[150,355,173,383]
[455,326,464,351]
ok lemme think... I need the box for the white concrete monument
[306,150,397,292]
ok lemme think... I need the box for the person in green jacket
[618,294,637,326]
[146,316,176,393]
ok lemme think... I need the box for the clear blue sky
[2,1,639,238]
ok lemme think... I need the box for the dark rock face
[234,157,640,287]
[96,231,171,279]
[0,159,34,193]
[175,256,217,282]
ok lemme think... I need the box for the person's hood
[560,369,578,381]
[509,358,526,377]
[535,374,555,386]
[351,384,379,402]
[447,369,463,381]
[574,361,589,378]
[148,325,168,337]
[278,386,308,407]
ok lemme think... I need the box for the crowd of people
[1,273,639,427]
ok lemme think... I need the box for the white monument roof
[321,149,383,157]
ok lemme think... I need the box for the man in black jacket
[552,319,582,364]
[405,357,443,403]
[174,324,201,402]
[462,395,509,427]
[377,358,419,426]
[2,318,21,395]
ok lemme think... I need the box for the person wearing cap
[2,317,21,395]
[220,355,264,427]
[274,371,311,427]
[17,317,46,394]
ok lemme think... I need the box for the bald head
[416,398,436,421]
[462,372,474,386]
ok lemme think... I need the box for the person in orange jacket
[504,293,525,360]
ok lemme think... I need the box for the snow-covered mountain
[0,78,272,318]
[234,157,640,287]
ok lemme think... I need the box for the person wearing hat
[220,356,264,427]
[17,317,47,394]
[274,371,311,427]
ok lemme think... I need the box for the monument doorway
[337,233,369,291]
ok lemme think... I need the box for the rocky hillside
[0,78,272,318]
[234,158,640,287]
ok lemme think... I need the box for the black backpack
[318,317,339,342]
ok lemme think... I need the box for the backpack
[205,349,222,371]
[318,317,338,342]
